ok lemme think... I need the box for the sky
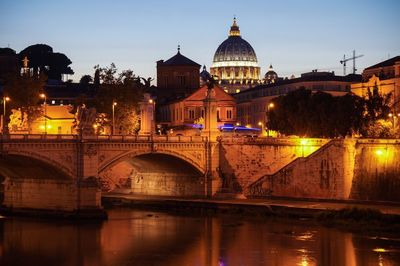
[1,0,399,83]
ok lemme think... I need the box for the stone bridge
[0,134,219,215]
[2,134,399,216]
[0,134,211,178]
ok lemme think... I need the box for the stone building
[158,84,236,134]
[156,47,201,100]
[210,18,261,94]
[351,56,400,112]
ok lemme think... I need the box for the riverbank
[102,193,400,233]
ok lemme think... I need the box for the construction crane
[340,50,364,75]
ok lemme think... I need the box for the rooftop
[159,47,200,67]
[364,56,400,70]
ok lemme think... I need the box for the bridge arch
[99,150,205,175]
[4,150,75,179]
[98,151,206,197]
[0,154,70,181]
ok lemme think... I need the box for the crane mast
[340,50,364,75]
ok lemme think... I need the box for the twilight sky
[1,0,399,83]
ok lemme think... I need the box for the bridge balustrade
[219,136,328,146]
[0,134,209,143]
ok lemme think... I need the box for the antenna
[340,50,364,75]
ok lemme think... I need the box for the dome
[210,18,261,93]
[212,18,258,67]
[264,64,278,84]
[265,64,277,78]
[200,65,211,86]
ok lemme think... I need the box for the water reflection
[0,208,399,266]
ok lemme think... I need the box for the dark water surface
[1,208,399,266]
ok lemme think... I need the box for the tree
[93,63,144,134]
[45,52,74,80]
[360,86,393,137]
[19,44,74,80]
[267,88,389,138]
[80,75,93,84]
[2,72,46,132]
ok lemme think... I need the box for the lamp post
[258,121,264,136]
[388,112,400,131]
[2,96,10,134]
[112,101,117,135]
[40,93,47,134]
[148,99,156,134]
[266,102,274,137]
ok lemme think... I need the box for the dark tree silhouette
[18,44,74,80]
[267,88,391,138]
[80,75,93,84]
[0,47,16,56]
[45,52,74,80]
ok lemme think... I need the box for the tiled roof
[162,51,200,66]
[365,56,400,70]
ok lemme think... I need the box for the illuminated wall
[242,138,400,202]
[31,105,75,134]
[350,140,400,201]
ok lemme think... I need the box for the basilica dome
[213,33,258,64]
[210,18,261,93]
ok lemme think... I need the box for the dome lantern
[229,17,241,37]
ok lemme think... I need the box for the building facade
[158,85,236,134]
[156,47,201,100]
[210,18,261,94]
[351,56,400,118]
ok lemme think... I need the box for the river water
[1,208,399,266]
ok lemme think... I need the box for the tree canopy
[93,63,144,134]
[267,88,393,138]
[19,44,74,80]
[2,71,47,132]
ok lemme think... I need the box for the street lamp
[388,112,400,130]
[266,102,274,137]
[300,139,307,157]
[40,93,47,134]
[2,96,10,134]
[258,121,264,136]
[149,99,155,134]
[112,101,117,135]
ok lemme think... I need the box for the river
[1,208,399,266]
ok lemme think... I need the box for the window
[178,76,186,86]
[217,109,220,120]
[226,109,232,119]
[201,109,204,118]
[189,109,195,120]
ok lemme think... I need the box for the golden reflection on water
[0,209,399,266]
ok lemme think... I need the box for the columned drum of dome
[210,18,261,93]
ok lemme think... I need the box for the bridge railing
[0,134,208,143]
[219,136,328,146]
